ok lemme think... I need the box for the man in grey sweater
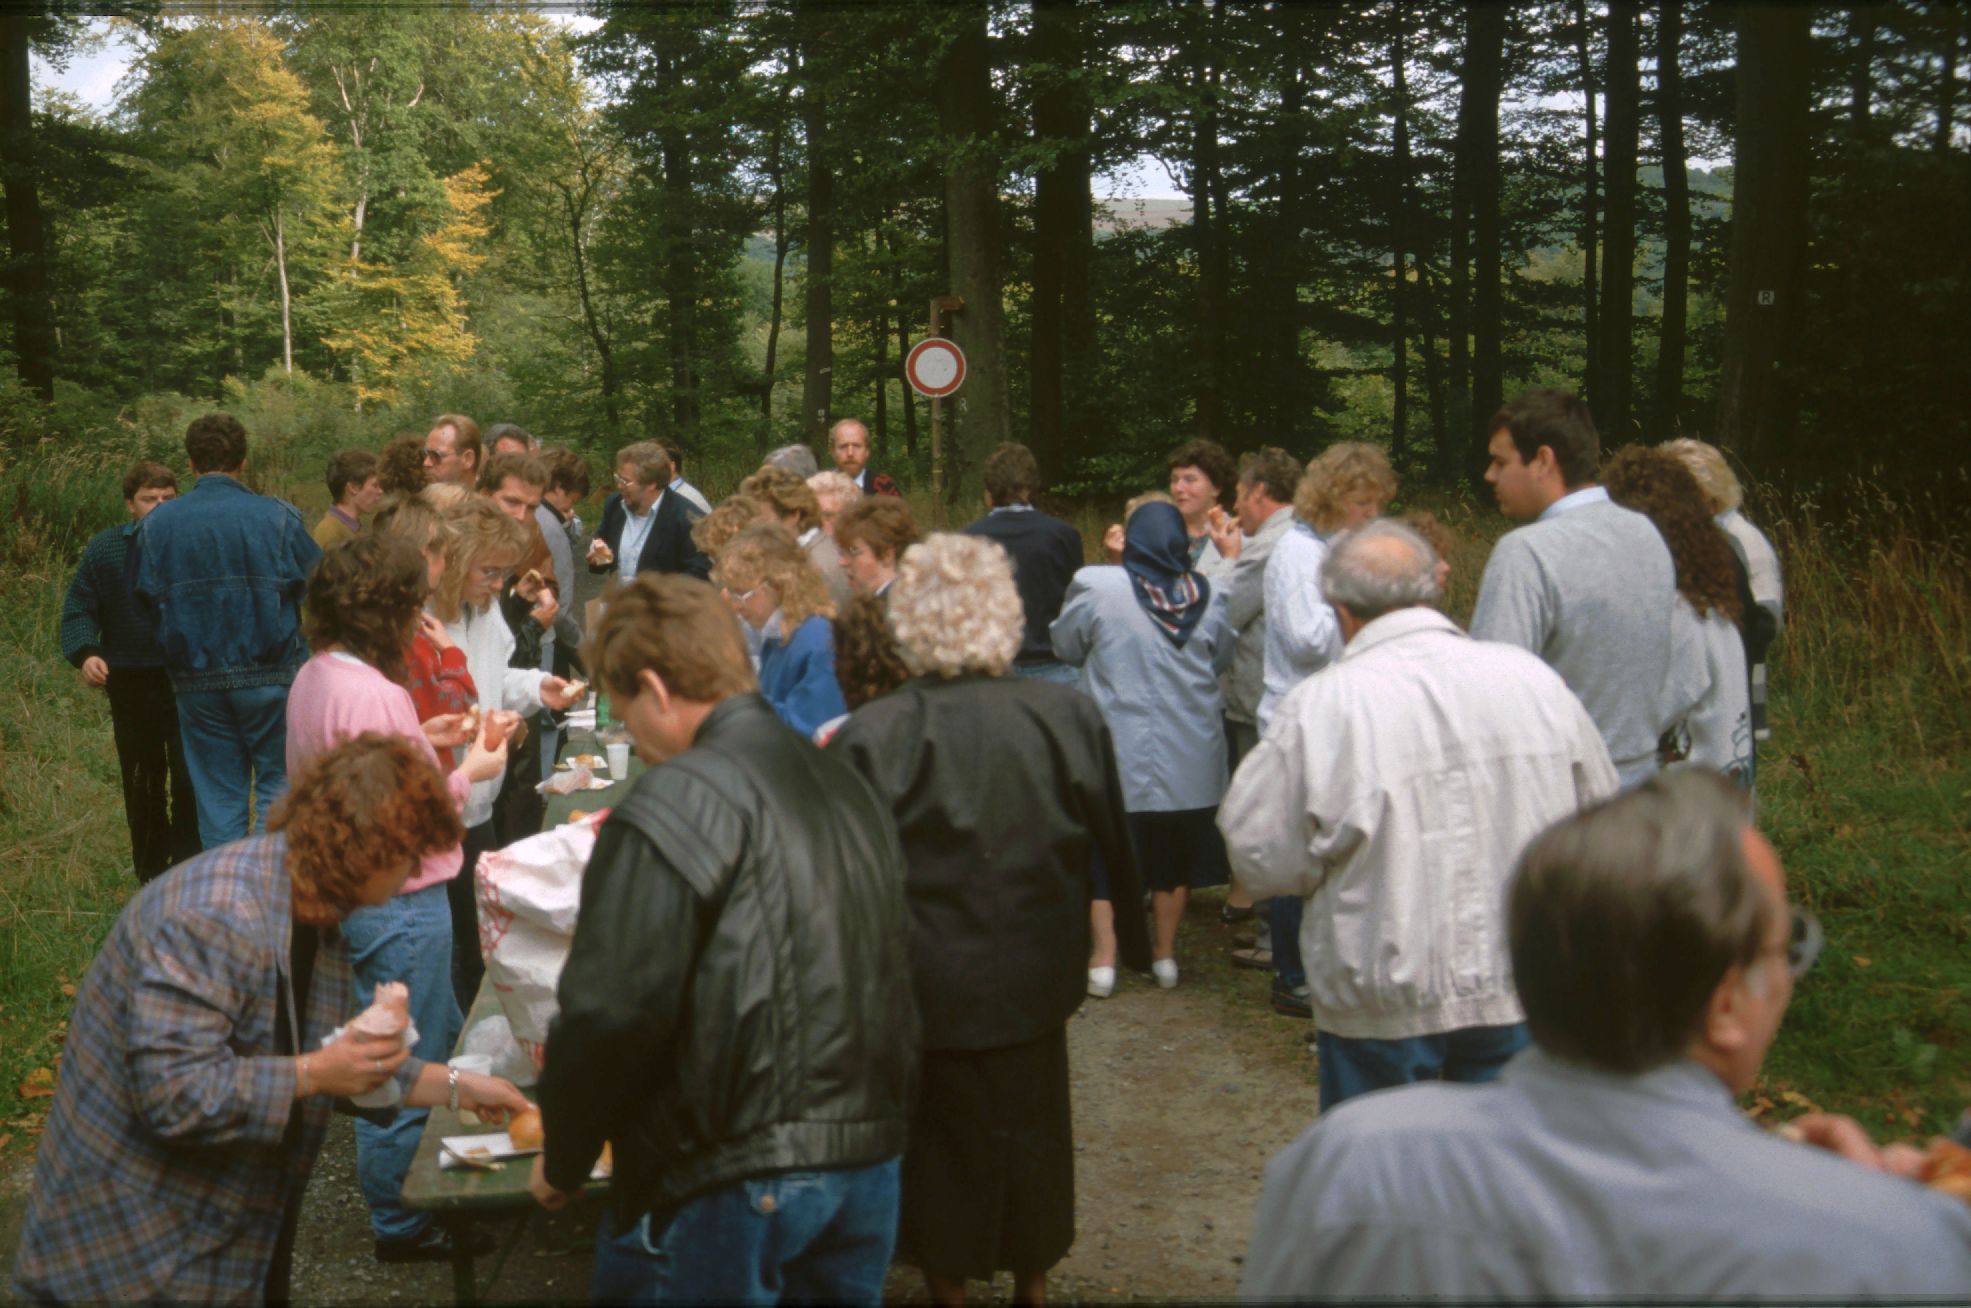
[1470,389,1699,787]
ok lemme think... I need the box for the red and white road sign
[905,337,967,398]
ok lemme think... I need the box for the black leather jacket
[537,693,918,1222]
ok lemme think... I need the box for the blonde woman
[1249,441,1396,1017]
[432,498,581,1008]
[744,466,851,605]
[832,535,1148,1306]
[807,469,862,536]
[716,524,846,736]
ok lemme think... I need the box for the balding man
[1242,770,1971,1299]
[1221,521,1617,1107]
[829,418,900,498]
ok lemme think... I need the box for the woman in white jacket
[432,498,580,1009]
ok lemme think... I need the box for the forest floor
[0,892,1317,1304]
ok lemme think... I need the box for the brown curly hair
[377,434,428,497]
[270,733,463,915]
[1603,446,1743,623]
[693,494,770,559]
[741,466,823,533]
[304,533,428,685]
[833,591,912,709]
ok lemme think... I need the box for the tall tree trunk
[1190,0,1227,442]
[937,4,1012,504]
[273,209,294,375]
[1418,261,1449,454]
[658,45,698,433]
[1652,0,1689,439]
[1714,3,1812,466]
[761,104,789,454]
[1443,107,1472,483]
[1597,0,1640,443]
[1464,4,1507,481]
[1574,0,1600,400]
[1029,0,1085,480]
[885,226,919,460]
[798,14,835,449]
[1935,19,1962,154]
[0,14,55,403]
[1269,2,1309,451]
[873,240,890,461]
[560,179,620,436]
[1390,10,1411,464]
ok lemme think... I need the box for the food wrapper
[323,981,420,1109]
[475,815,603,1068]
[537,764,609,795]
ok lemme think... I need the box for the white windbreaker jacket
[1220,607,1618,1040]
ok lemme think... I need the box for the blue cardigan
[758,614,847,739]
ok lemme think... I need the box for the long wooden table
[399,719,640,1303]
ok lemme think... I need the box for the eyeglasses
[423,448,450,464]
[614,474,638,488]
[1786,906,1824,980]
[472,564,510,583]
[721,582,768,606]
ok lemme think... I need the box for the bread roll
[509,1107,544,1150]
[348,982,410,1040]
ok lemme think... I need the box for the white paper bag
[475,813,602,1069]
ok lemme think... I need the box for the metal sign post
[922,295,966,526]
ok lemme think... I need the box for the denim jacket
[130,474,320,692]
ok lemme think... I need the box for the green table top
[539,721,645,829]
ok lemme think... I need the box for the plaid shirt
[11,835,418,1303]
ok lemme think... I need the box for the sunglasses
[423,448,451,464]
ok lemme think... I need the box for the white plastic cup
[606,741,631,777]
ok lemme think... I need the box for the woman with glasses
[716,524,847,738]
[433,499,581,1009]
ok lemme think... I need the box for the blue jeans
[174,683,290,847]
[1270,894,1306,992]
[1011,660,1080,690]
[592,1159,902,1306]
[342,883,463,1243]
[1316,1022,1531,1112]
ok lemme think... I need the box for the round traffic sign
[905,337,966,398]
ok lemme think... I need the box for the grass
[1,442,1968,1149]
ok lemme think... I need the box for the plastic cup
[606,741,631,777]
[448,1054,493,1077]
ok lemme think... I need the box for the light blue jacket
[1049,565,1233,813]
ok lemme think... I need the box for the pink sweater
[284,651,471,894]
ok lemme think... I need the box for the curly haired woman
[282,533,512,1263]
[832,535,1149,1305]
[1603,446,1752,785]
[716,524,848,737]
[12,735,530,1304]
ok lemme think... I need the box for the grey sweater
[1471,495,1698,784]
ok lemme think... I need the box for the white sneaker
[1087,966,1116,998]
[1152,958,1179,989]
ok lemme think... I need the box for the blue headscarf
[1123,501,1211,648]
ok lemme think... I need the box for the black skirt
[1126,806,1231,892]
[899,1025,1075,1280]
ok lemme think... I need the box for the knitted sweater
[60,523,165,670]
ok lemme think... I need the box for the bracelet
[448,1065,460,1112]
[297,1054,311,1098]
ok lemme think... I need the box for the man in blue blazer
[586,441,712,583]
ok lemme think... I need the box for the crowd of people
[22,388,1971,1304]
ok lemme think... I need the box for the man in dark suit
[829,418,900,497]
[961,441,1085,685]
[586,440,712,582]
